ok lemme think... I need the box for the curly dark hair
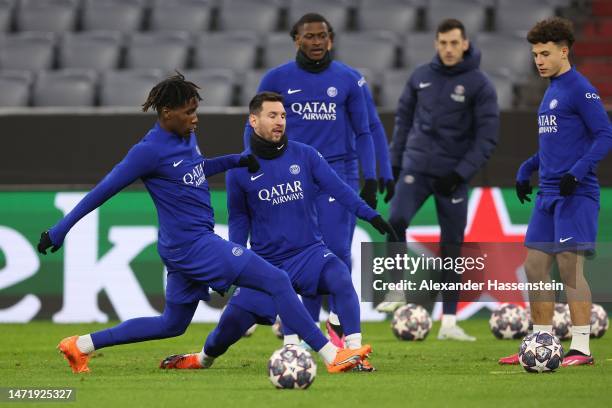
[142,72,202,115]
[289,13,335,41]
[527,17,575,48]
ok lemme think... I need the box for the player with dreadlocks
[38,73,372,374]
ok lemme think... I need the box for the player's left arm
[454,78,500,181]
[203,154,260,177]
[226,170,251,247]
[567,88,612,182]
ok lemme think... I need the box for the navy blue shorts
[525,194,599,253]
[227,242,337,324]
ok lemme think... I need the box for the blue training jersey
[517,67,612,195]
[243,60,376,179]
[226,141,378,264]
[49,122,242,258]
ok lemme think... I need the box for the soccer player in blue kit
[498,18,612,366]
[161,92,397,372]
[36,74,372,374]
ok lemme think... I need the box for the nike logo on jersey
[287,89,302,94]
[451,197,464,204]
[559,237,573,243]
[250,173,264,181]
[323,252,333,258]
[328,197,336,202]
[173,160,184,167]
[419,82,432,89]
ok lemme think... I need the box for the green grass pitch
[1,320,611,408]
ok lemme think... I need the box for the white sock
[283,334,300,345]
[318,342,338,365]
[328,312,340,326]
[76,335,94,354]
[198,351,215,368]
[441,314,456,329]
[569,325,591,355]
[344,333,362,349]
[532,324,553,333]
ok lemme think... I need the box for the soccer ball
[552,303,572,340]
[391,303,432,341]
[518,331,564,373]
[271,317,283,339]
[590,304,609,338]
[243,324,257,337]
[268,345,316,389]
[489,303,529,339]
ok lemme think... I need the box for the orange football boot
[57,336,91,373]
[159,353,203,369]
[326,345,372,373]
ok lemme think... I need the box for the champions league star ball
[489,303,529,339]
[268,345,316,389]
[552,303,572,340]
[519,331,564,373]
[271,317,283,339]
[590,304,609,338]
[391,304,432,341]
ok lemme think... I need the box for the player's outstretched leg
[234,253,371,373]
[58,301,198,373]
[161,303,258,369]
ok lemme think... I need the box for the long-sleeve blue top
[49,122,242,257]
[226,141,378,264]
[516,67,612,195]
[243,60,376,179]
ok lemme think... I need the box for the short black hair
[142,72,202,114]
[249,91,284,115]
[290,13,335,41]
[527,17,575,48]
[436,18,466,39]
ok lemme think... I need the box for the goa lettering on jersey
[290,101,337,121]
[258,180,304,205]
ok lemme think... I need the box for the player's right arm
[389,73,417,180]
[516,153,540,182]
[39,144,159,253]
[226,170,251,247]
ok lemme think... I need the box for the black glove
[433,171,463,197]
[392,166,401,183]
[37,231,61,255]
[559,173,578,196]
[515,180,533,204]
[238,154,260,173]
[369,215,399,241]
[360,178,378,209]
[378,178,395,203]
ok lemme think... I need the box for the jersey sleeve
[568,86,612,181]
[49,143,159,246]
[308,146,378,221]
[389,73,417,168]
[516,153,540,182]
[347,73,377,180]
[203,154,242,177]
[226,170,250,247]
[363,82,392,181]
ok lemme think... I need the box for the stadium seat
[16,0,77,33]
[476,33,534,82]
[149,0,212,32]
[287,0,350,31]
[182,69,235,107]
[356,0,418,32]
[0,32,56,71]
[82,0,145,32]
[401,32,436,67]
[126,31,191,71]
[32,69,98,107]
[59,31,123,70]
[425,0,487,34]
[263,32,296,68]
[193,31,259,72]
[218,0,280,32]
[495,0,555,34]
[379,69,410,108]
[239,69,267,106]
[0,0,15,33]
[0,70,31,106]
[99,69,163,107]
[335,31,398,71]
[488,73,514,110]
